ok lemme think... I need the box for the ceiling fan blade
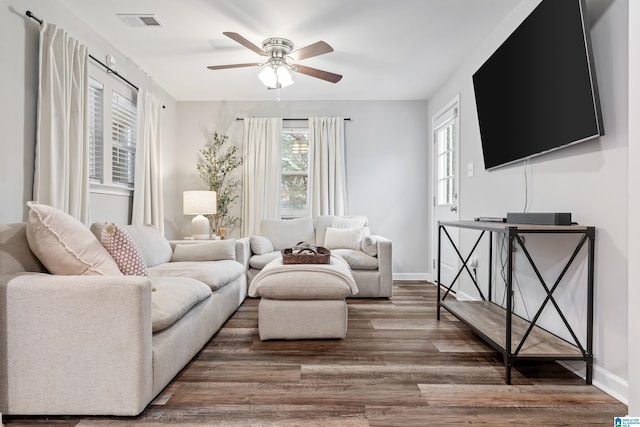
[288,41,333,61]
[293,64,342,83]
[207,62,262,70]
[222,32,267,56]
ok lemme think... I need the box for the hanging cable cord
[498,234,531,321]
[522,158,530,213]
[25,10,165,109]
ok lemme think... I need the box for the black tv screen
[472,0,604,170]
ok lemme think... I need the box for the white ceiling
[58,0,521,102]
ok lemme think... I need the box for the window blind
[111,90,137,187]
[88,78,104,182]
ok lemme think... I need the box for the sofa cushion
[249,256,358,300]
[148,260,244,291]
[249,251,282,269]
[171,240,236,262]
[25,202,122,276]
[332,216,368,229]
[260,218,315,251]
[122,225,173,267]
[332,249,379,270]
[100,223,149,276]
[324,227,364,250]
[249,236,274,255]
[0,223,46,274]
[253,277,353,300]
[315,215,368,246]
[150,277,212,332]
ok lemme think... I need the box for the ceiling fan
[207,32,342,89]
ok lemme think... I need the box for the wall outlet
[467,162,474,177]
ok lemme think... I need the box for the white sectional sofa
[246,216,393,298]
[0,203,248,416]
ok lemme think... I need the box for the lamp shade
[258,64,293,89]
[183,191,217,239]
[183,191,217,215]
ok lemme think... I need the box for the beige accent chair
[246,215,393,298]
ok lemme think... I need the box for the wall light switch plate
[467,162,474,177]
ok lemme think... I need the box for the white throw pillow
[250,235,275,255]
[171,240,236,262]
[323,227,364,250]
[361,235,378,257]
[25,202,122,276]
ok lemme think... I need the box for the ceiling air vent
[117,14,162,27]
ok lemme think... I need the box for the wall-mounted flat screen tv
[472,0,604,170]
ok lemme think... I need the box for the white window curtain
[308,117,348,217]
[242,117,282,236]
[132,89,164,233]
[33,22,89,223]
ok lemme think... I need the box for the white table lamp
[183,190,217,239]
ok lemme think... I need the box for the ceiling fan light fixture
[258,64,293,89]
[258,66,277,88]
[276,66,294,87]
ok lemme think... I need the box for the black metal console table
[436,220,595,384]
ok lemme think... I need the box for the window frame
[433,103,459,208]
[88,63,137,197]
[435,120,456,206]
[280,126,310,219]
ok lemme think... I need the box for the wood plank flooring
[5,282,627,426]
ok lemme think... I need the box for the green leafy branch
[196,132,243,234]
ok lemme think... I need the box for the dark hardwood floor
[5,282,626,426]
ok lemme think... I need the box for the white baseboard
[454,290,476,301]
[393,273,432,282]
[558,361,628,405]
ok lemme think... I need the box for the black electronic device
[474,216,507,223]
[472,0,604,170]
[506,212,572,226]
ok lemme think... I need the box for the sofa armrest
[0,273,153,415]
[236,237,251,270]
[373,235,393,297]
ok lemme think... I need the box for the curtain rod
[25,10,165,109]
[236,118,351,121]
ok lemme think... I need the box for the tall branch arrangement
[196,132,243,234]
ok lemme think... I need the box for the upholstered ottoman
[248,256,358,340]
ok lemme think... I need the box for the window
[436,120,455,205]
[88,78,104,182]
[434,103,458,206]
[111,90,137,187]
[280,128,309,219]
[88,64,137,191]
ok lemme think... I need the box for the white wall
[171,100,430,278]
[627,0,640,416]
[0,0,177,224]
[427,0,629,402]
